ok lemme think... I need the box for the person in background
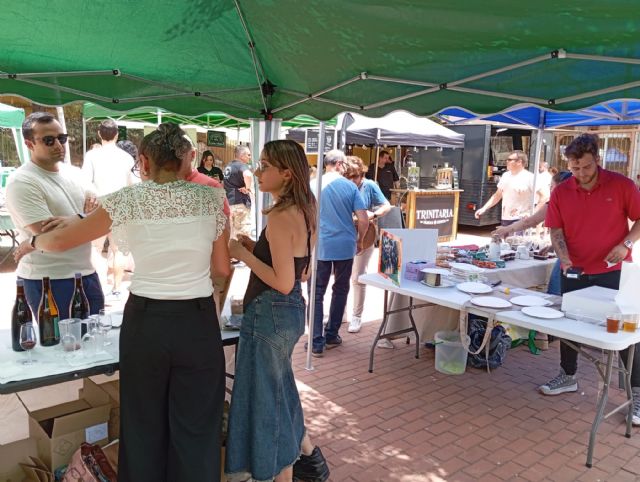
[310,149,368,357]
[6,111,104,318]
[117,140,139,164]
[224,145,253,242]
[366,149,399,201]
[475,150,547,225]
[225,140,329,482]
[535,160,553,203]
[176,136,232,320]
[342,155,390,333]
[14,122,230,481]
[82,119,136,301]
[539,134,640,427]
[198,149,224,182]
[492,170,573,295]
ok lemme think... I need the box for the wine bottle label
[53,316,60,339]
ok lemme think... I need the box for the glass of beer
[622,314,639,333]
[606,313,622,333]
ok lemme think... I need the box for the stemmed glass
[19,323,37,365]
[98,309,112,346]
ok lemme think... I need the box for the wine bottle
[69,272,90,336]
[38,277,60,347]
[11,280,33,352]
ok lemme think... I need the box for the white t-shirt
[101,180,227,300]
[497,169,535,220]
[535,170,553,201]
[6,162,94,279]
[82,144,135,196]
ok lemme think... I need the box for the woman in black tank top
[225,140,330,482]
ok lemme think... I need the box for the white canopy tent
[337,110,465,149]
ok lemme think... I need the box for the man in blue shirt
[311,150,368,356]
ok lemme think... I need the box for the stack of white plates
[449,262,486,283]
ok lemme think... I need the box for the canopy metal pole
[306,121,326,371]
[374,129,381,182]
[530,127,544,214]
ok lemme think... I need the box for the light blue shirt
[317,176,366,261]
[358,178,388,211]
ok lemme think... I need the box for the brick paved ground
[294,321,640,481]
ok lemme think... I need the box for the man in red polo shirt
[540,134,640,420]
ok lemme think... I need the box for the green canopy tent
[2,1,640,121]
[0,102,27,164]
[3,0,640,371]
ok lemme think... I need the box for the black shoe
[304,342,324,358]
[293,446,330,482]
[325,335,342,349]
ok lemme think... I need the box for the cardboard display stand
[378,228,438,286]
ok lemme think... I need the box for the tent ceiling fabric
[0,102,24,129]
[2,1,640,120]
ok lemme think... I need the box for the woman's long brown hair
[261,140,317,233]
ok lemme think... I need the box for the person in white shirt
[535,160,553,203]
[474,150,547,226]
[82,119,136,300]
[6,111,104,319]
[14,122,230,482]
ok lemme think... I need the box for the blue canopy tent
[436,100,640,210]
[437,100,640,129]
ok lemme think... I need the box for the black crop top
[242,224,311,311]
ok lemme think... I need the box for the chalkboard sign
[304,129,335,154]
[207,130,226,147]
[414,193,456,238]
[117,125,127,141]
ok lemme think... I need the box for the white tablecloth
[376,258,556,341]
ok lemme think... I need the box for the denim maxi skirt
[225,283,306,482]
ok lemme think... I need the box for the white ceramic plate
[420,278,455,288]
[449,262,485,273]
[522,306,564,319]
[420,268,451,276]
[510,295,552,307]
[470,296,512,309]
[457,281,493,295]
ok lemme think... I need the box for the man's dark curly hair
[564,133,599,160]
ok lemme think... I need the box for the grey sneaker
[539,369,578,395]
[632,387,640,426]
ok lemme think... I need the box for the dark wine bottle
[38,277,60,347]
[69,272,90,336]
[11,280,33,352]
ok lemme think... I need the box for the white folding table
[359,272,640,468]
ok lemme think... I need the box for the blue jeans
[546,259,562,295]
[226,284,306,481]
[310,259,353,350]
[20,272,104,319]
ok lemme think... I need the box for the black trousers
[118,294,225,482]
[559,271,640,386]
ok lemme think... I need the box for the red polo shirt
[545,167,640,274]
[186,169,231,218]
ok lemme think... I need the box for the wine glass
[19,323,37,365]
[98,309,112,346]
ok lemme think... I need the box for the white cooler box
[561,285,620,323]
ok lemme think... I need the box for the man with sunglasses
[5,112,104,320]
[474,150,547,226]
[82,119,136,301]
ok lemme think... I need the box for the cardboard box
[0,437,38,482]
[27,378,111,471]
[83,379,120,442]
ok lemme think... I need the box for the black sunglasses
[35,134,69,146]
[130,161,140,178]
